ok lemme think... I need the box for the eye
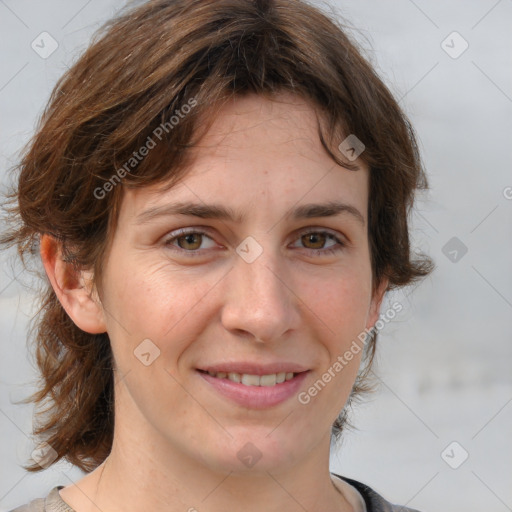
[290,229,345,256]
[163,227,346,258]
[164,228,218,255]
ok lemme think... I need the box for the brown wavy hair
[1,0,434,472]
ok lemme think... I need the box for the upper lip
[197,362,310,375]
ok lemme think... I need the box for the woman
[3,0,433,510]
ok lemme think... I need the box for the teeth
[241,374,260,386]
[228,372,241,383]
[206,370,297,386]
[259,374,276,386]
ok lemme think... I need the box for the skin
[41,92,388,512]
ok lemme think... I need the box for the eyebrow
[135,200,365,226]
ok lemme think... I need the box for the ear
[365,277,390,331]
[40,234,107,334]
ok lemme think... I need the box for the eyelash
[163,227,346,258]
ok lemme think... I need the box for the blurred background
[0,1,511,511]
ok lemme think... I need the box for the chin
[196,425,304,474]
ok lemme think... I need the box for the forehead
[121,92,369,223]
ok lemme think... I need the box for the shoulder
[10,478,421,512]
[8,486,73,512]
[332,473,422,512]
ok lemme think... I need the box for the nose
[220,246,301,344]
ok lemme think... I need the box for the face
[93,92,387,474]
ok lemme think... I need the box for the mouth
[197,369,300,387]
[196,367,310,409]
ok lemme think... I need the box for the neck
[71,446,351,512]
[59,382,353,512]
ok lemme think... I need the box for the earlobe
[40,234,107,334]
[365,277,390,331]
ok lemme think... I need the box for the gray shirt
[9,473,421,512]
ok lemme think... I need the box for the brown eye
[164,229,217,255]
[176,233,203,250]
[301,232,327,249]
[291,230,345,256]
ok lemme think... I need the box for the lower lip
[197,370,309,409]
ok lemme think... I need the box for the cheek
[297,264,372,340]
[100,257,208,421]
[102,254,221,364]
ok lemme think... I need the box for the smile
[197,369,310,409]
[201,370,297,386]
